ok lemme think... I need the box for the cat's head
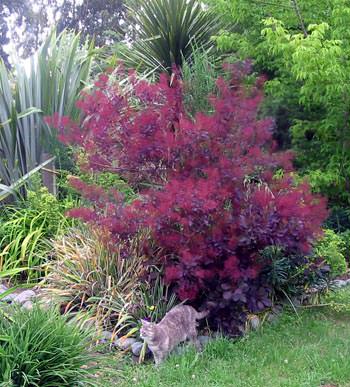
[140,320,157,341]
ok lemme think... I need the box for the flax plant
[0,30,95,188]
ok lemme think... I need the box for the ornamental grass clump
[47,61,328,335]
[44,227,147,331]
[0,305,99,386]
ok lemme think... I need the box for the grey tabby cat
[140,305,208,365]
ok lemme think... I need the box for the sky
[4,0,84,64]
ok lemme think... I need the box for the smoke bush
[47,62,328,334]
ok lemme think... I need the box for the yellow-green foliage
[209,0,350,206]
[261,4,350,206]
[323,286,350,313]
[314,229,347,277]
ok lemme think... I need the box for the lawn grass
[105,288,350,387]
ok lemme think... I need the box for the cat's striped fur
[140,305,208,365]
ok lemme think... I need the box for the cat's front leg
[154,351,167,366]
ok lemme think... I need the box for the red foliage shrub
[47,62,328,334]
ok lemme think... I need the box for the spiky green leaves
[121,0,221,73]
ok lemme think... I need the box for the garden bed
[2,0,350,384]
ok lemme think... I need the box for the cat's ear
[141,319,151,326]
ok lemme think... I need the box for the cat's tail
[196,310,209,320]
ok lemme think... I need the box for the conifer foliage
[47,62,328,334]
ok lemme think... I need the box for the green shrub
[58,170,136,203]
[339,230,350,263]
[83,172,136,203]
[261,246,330,301]
[0,187,74,282]
[323,207,350,233]
[314,229,347,277]
[25,187,74,235]
[0,305,99,386]
[322,286,350,313]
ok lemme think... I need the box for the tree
[55,0,128,47]
[0,0,129,66]
[120,0,221,73]
[262,7,350,205]
[0,1,33,67]
[205,0,332,72]
[208,0,350,206]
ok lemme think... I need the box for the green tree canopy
[209,0,350,206]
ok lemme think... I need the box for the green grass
[0,305,99,386]
[112,288,350,387]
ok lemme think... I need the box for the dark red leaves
[48,63,328,330]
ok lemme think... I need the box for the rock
[249,315,260,330]
[267,305,283,324]
[13,290,36,304]
[22,301,33,310]
[0,284,7,294]
[37,296,55,310]
[0,285,14,302]
[100,330,113,342]
[198,335,211,346]
[102,330,113,339]
[131,341,144,356]
[272,304,283,313]
[333,279,347,288]
[2,292,17,302]
[115,337,137,350]
[267,312,279,323]
[290,297,302,307]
